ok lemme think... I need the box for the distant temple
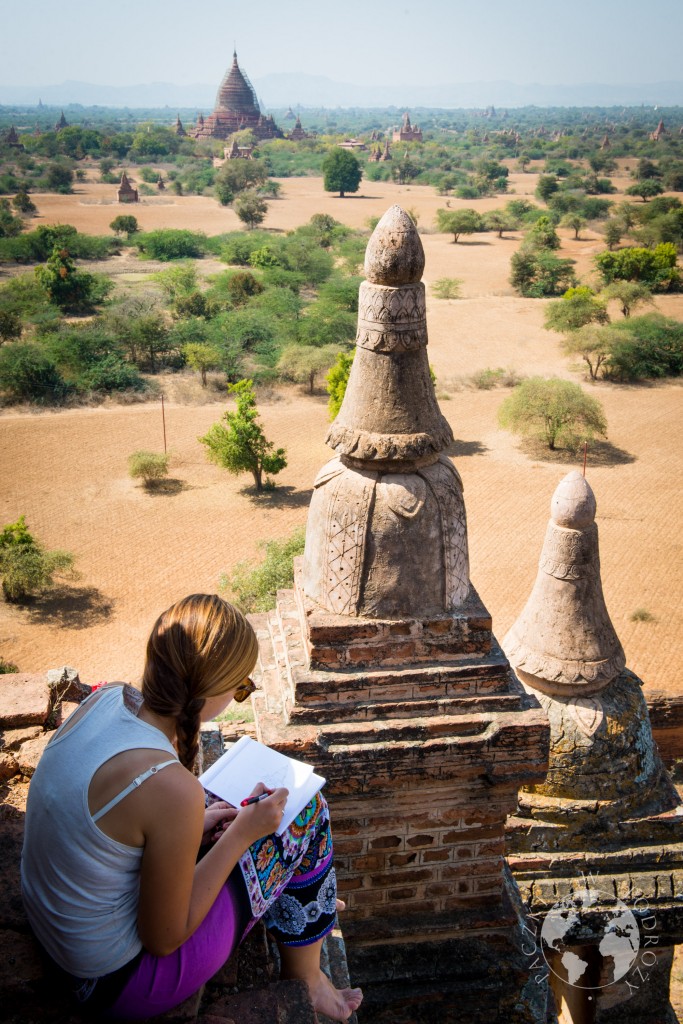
[54,111,68,132]
[224,139,254,160]
[174,114,186,137]
[192,51,282,141]
[392,111,422,143]
[117,171,138,204]
[4,125,24,150]
[287,115,308,141]
[651,118,666,142]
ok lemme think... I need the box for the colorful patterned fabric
[238,792,337,946]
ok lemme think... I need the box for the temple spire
[503,470,625,695]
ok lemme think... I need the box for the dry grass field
[0,169,681,701]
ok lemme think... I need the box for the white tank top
[21,686,178,977]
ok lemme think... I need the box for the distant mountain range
[1,76,683,110]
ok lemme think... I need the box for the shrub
[128,450,170,486]
[222,528,306,613]
[135,229,207,260]
[432,278,463,299]
[595,243,680,291]
[630,608,656,623]
[326,349,354,419]
[0,515,77,602]
[0,343,67,402]
[471,367,505,390]
[605,314,683,381]
[510,249,576,297]
[0,657,19,673]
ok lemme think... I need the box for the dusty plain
[0,168,681,700]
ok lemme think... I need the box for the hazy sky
[1,0,682,87]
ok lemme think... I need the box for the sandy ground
[1,174,682,701]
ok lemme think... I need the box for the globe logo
[540,888,640,989]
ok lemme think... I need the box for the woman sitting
[21,593,362,1022]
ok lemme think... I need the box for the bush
[595,243,680,291]
[128,450,170,486]
[498,377,607,451]
[432,278,463,299]
[510,249,576,297]
[605,314,683,381]
[221,528,306,613]
[0,343,67,402]
[326,349,354,419]
[0,657,19,673]
[0,515,77,602]
[135,229,208,260]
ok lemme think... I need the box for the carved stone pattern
[505,633,626,688]
[569,696,604,737]
[356,282,427,353]
[538,557,598,581]
[327,424,454,463]
[322,470,375,615]
[419,456,469,609]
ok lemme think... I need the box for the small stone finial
[364,205,424,286]
[551,469,596,529]
[503,471,625,696]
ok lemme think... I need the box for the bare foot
[306,969,362,1022]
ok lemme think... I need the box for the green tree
[435,208,482,243]
[234,191,268,230]
[278,343,342,393]
[498,377,607,451]
[214,159,267,205]
[544,287,609,334]
[12,191,37,215]
[45,162,74,194]
[561,324,621,381]
[128,450,170,487]
[110,214,139,238]
[595,243,679,291]
[603,219,623,251]
[199,379,287,491]
[484,210,518,238]
[526,215,560,251]
[322,148,362,198]
[599,281,654,319]
[0,515,77,602]
[222,527,306,613]
[509,248,576,297]
[326,349,354,419]
[625,181,665,202]
[560,214,587,240]
[535,174,559,203]
[183,342,221,386]
[35,247,113,312]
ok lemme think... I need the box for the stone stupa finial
[303,205,469,619]
[325,206,452,469]
[503,470,625,696]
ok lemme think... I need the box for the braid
[175,698,204,771]
[141,595,259,767]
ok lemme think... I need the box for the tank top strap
[92,759,179,823]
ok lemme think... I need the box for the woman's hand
[218,782,289,849]
[202,801,238,845]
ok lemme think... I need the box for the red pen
[240,788,274,807]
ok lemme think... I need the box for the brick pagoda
[192,51,282,142]
[251,207,550,1022]
[393,111,422,143]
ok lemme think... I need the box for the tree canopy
[322,148,362,198]
[199,379,287,491]
[498,377,607,451]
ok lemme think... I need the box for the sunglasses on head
[233,677,257,703]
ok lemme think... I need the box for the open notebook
[198,735,325,835]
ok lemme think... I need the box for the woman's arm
[137,770,286,956]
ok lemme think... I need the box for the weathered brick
[332,839,364,855]
[387,886,417,901]
[369,835,402,851]
[351,855,385,871]
[407,834,434,849]
[422,849,449,864]
[369,868,432,887]
[388,853,417,868]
